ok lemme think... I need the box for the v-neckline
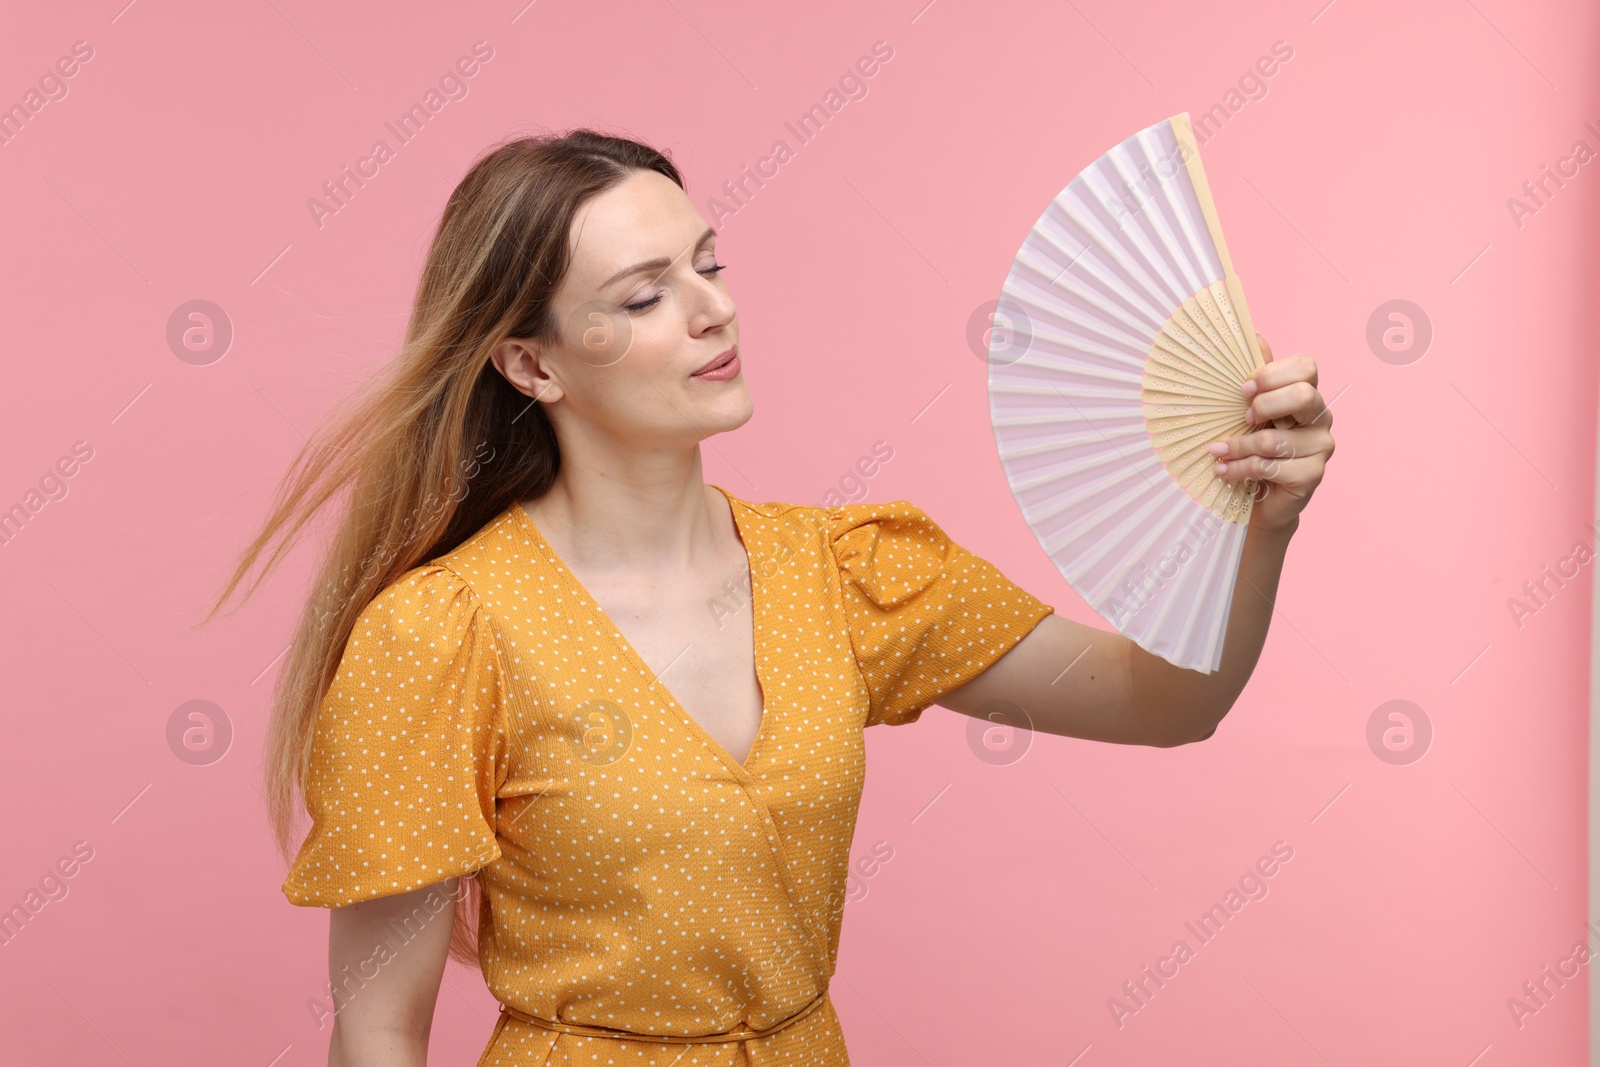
[507,483,770,777]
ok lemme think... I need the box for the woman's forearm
[1130,513,1300,744]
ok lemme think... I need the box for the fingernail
[1241,380,1259,398]
[1207,442,1228,456]
[1213,462,1228,476]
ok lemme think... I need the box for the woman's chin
[694,389,755,434]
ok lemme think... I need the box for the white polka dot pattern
[282,488,1055,1065]
[830,500,1058,728]
[284,567,508,907]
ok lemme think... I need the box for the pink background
[2,0,1596,1063]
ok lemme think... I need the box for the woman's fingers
[1242,343,1324,427]
[1213,453,1327,496]
[1245,353,1319,397]
[1242,346,1319,427]
[1249,379,1329,428]
[1231,336,1335,528]
[1208,426,1335,481]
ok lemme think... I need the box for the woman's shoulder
[813,497,950,558]
[722,490,956,598]
[720,486,938,540]
[374,558,476,600]
[375,502,530,612]
[353,561,483,650]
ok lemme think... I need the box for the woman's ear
[491,336,563,405]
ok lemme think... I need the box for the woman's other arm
[324,878,460,1067]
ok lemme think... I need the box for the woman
[209,129,1332,1065]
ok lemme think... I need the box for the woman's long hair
[202,128,684,966]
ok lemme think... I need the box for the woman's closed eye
[623,262,727,312]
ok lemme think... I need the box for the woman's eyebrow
[598,226,717,290]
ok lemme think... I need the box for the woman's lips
[691,347,740,381]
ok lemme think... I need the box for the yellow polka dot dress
[283,485,1055,1065]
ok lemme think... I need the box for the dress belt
[501,986,829,1044]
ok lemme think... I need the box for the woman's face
[496,168,749,447]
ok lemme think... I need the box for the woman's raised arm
[942,340,1332,747]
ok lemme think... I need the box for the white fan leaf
[987,112,1269,673]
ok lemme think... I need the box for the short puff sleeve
[828,500,1055,727]
[282,564,509,908]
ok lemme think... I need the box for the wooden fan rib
[1193,284,1254,382]
[1147,326,1242,382]
[1138,313,1261,524]
[1141,397,1251,422]
[1139,385,1250,413]
[1146,425,1254,459]
[1147,335,1251,403]
[1185,466,1253,526]
[1145,410,1251,448]
[1204,280,1254,365]
[1164,303,1238,374]
[1150,437,1250,482]
[1140,368,1245,406]
[1153,314,1248,400]
[1221,273,1269,373]
[1145,418,1250,448]
[1174,297,1238,372]
[1193,284,1250,373]
[1167,305,1257,405]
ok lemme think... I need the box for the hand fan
[984,112,1291,673]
